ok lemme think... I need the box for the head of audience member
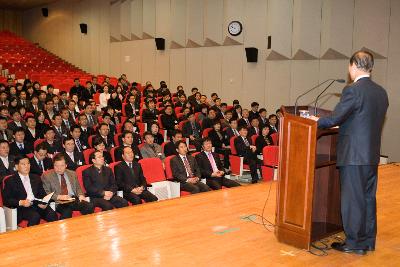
[220,103,227,113]
[349,50,374,81]
[0,116,8,131]
[78,114,88,127]
[70,125,81,140]
[6,77,14,87]
[9,88,17,98]
[45,99,54,112]
[195,92,201,101]
[74,78,80,87]
[71,94,79,105]
[47,84,54,95]
[90,150,105,168]
[19,106,26,118]
[84,104,92,115]
[213,121,222,132]
[191,87,198,96]
[224,110,233,121]
[251,102,259,112]
[106,107,115,117]
[52,95,60,105]
[276,109,282,118]
[33,81,41,90]
[89,100,96,111]
[229,118,238,130]
[19,91,27,101]
[0,140,9,157]
[110,91,118,100]
[63,137,76,153]
[92,76,98,85]
[187,113,196,123]
[150,123,159,135]
[15,155,30,176]
[201,137,213,153]
[0,106,9,117]
[164,105,173,115]
[234,105,242,115]
[86,81,92,90]
[61,108,70,120]
[242,109,249,119]
[171,130,183,144]
[143,131,155,145]
[53,153,67,175]
[38,91,47,102]
[259,108,267,119]
[11,110,22,123]
[122,146,134,164]
[147,99,155,110]
[103,85,109,94]
[238,126,248,137]
[128,94,136,105]
[34,143,48,162]
[178,94,186,103]
[102,113,112,125]
[98,123,110,138]
[207,109,216,120]
[36,111,46,123]
[211,93,218,101]
[201,105,208,115]
[68,100,76,112]
[121,131,133,146]
[0,92,7,103]
[60,91,68,102]
[93,137,106,153]
[215,98,222,107]
[13,127,25,144]
[200,95,207,104]
[26,116,36,130]
[261,125,270,137]
[52,113,63,127]
[122,121,134,133]
[175,140,188,156]
[181,107,191,118]
[269,114,278,126]
[250,118,259,128]
[44,127,55,143]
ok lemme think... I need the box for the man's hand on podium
[309,116,319,121]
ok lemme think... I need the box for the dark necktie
[76,139,82,152]
[60,174,68,195]
[38,160,44,172]
[243,137,250,147]
[192,123,199,138]
[18,143,24,150]
[183,156,193,178]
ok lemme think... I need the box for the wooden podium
[275,105,342,250]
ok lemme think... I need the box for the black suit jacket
[224,127,239,145]
[318,77,388,166]
[164,142,178,157]
[234,136,254,157]
[9,142,32,157]
[249,111,260,121]
[0,129,13,142]
[2,173,47,208]
[238,118,251,128]
[83,165,118,198]
[182,121,201,139]
[96,134,114,150]
[0,155,16,179]
[161,114,178,132]
[29,156,53,176]
[258,117,269,129]
[61,151,84,171]
[247,126,260,137]
[255,135,273,155]
[170,154,201,182]
[142,109,158,123]
[208,130,225,149]
[8,121,27,132]
[80,127,95,144]
[44,141,63,155]
[114,161,147,192]
[195,151,224,178]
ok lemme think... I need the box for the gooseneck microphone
[313,79,346,116]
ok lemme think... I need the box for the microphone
[294,79,336,115]
[313,79,345,116]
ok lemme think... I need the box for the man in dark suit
[43,128,63,157]
[115,131,142,162]
[78,114,95,145]
[316,51,389,255]
[234,126,260,183]
[61,137,84,171]
[114,146,158,204]
[0,140,15,180]
[0,116,13,142]
[258,108,269,129]
[201,108,218,131]
[170,140,210,194]
[70,78,85,99]
[24,116,43,151]
[84,104,98,128]
[29,143,53,176]
[96,123,114,151]
[224,119,240,146]
[141,99,159,124]
[248,102,260,121]
[195,138,240,190]
[247,118,260,137]
[268,114,278,134]
[8,110,27,133]
[182,113,202,152]
[238,109,251,128]
[83,151,129,210]
[9,128,32,157]
[2,155,58,226]
[125,94,139,118]
[164,130,182,157]
[70,125,89,153]
[42,153,94,219]
[52,113,69,144]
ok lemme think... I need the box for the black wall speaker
[245,47,258,62]
[79,23,88,34]
[41,8,48,17]
[155,38,165,50]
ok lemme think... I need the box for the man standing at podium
[315,51,388,255]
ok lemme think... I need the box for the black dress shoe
[367,246,375,251]
[331,242,367,255]
[251,180,258,184]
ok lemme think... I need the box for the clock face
[228,21,242,36]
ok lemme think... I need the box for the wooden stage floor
[0,164,399,267]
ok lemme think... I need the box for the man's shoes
[331,242,367,255]
[251,180,258,184]
[366,246,375,251]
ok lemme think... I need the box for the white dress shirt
[0,155,9,169]
[354,74,370,83]
[19,173,35,201]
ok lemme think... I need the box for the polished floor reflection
[0,164,399,267]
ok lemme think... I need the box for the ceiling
[0,0,58,10]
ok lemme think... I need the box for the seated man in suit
[29,143,53,176]
[201,108,218,131]
[70,125,88,153]
[258,108,269,129]
[52,113,69,144]
[238,109,251,128]
[195,138,240,190]
[24,116,43,149]
[141,99,158,125]
[247,117,260,137]
[77,114,95,145]
[61,136,84,171]
[164,130,182,157]
[9,127,32,157]
[2,155,58,226]
[41,153,94,219]
[248,102,260,121]
[8,110,27,133]
[115,131,141,162]
[0,116,14,141]
[114,146,158,205]
[0,140,16,180]
[125,94,139,118]
[234,126,260,183]
[43,127,63,157]
[140,131,165,161]
[84,104,97,128]
[170,140,211,194]
[224,118,240,146]
[96,123,114,151]
[268,114,279,133]
[83,150,129,210]
[182,113,202,152]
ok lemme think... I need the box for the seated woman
[207,121,230,172]
[91,137,113,165]
[149,122,164,145]
[255,125,273,155]
[99,85,111,109]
